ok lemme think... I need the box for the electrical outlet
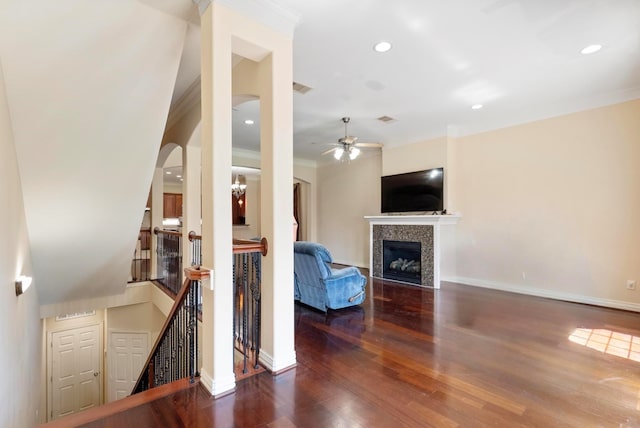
[626,280,636,290]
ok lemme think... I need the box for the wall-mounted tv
[381,168,444,213]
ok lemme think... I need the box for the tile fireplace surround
[365,215,460,288]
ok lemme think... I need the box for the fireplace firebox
[382,240,422,285]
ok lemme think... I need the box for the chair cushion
[294,241,333,278]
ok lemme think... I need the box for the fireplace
[383,240,422,285]
[367,215,460,288]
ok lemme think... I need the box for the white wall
[317,154,381,267]
[452,99,640,307]
[0,61,42,427]
[0,1,187,305]
[317,100,640,309]
[107,302,165,344]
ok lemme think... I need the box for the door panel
[109,332,149,402]
[51,324,101,420]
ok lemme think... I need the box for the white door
[108,331,149,402]
[50,324,101,420]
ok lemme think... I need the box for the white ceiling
[173,0,640,163]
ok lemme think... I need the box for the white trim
[232,147,261,161]
[364,214,461,225]
[258,349,296,373]
[166,77,200,131]
[293,157,317,168]
[199,368,236,398]
[446,276,640,313]
[232,147,318,168]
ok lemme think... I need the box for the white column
[182,143,201,270]
[199,3,235,397]
[259,50,296,372]
[150,166,164,278]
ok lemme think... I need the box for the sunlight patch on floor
[569,328,640,362]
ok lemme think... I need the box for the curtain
[293,182,301,241]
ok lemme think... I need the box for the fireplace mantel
[365,215,460,289]
[364,214,461,225]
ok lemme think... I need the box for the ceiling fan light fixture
[349,147,361,160]
[334,148,344,160]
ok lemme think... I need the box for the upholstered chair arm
[325,267,367,307]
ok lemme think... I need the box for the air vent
[292,81,312,94]
[377,115,396,123]
[56,310,96,321]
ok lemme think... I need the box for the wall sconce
[15,275,33,296]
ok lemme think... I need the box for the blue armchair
[294,241,367,312]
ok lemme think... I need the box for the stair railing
[188,230,202,267]
[154,227,183,295]
[129,227,152,282]
[131,267,205,394]
[233,238,268,374]
[186,233,268,375]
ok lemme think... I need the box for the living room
[315,99,640,310]
[230,98,639,311]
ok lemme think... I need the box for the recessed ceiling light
[244,119,254,125]
[581,44,602,55]
[176,175,182,178]
[471,104,483,110]
[165,171,171,175]
[373,41,392,53]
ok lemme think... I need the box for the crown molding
[166,77,201,131]
[232,147,318,169]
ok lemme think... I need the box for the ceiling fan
[322,117,383,161]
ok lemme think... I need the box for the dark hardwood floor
[77,277,640,427]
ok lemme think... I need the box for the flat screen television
[381,168,444,213]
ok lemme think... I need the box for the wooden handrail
[154,226,182,237]
[188,231,268,257]
[41,378,197,427]
[233,237,268,256]
[132,267,207,393]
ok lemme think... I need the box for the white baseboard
[259,349,297,373]
[444,276,640,313]
[199,368,236,398]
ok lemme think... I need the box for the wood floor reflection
[82,278,640,427]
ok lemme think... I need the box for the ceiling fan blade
[321,147,339,156]
[355,142,384,148]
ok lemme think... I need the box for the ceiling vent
[377,115,396,123]
[292,81,312,94]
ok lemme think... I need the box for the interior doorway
[108,331,150,402]
[48,324,102,421]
